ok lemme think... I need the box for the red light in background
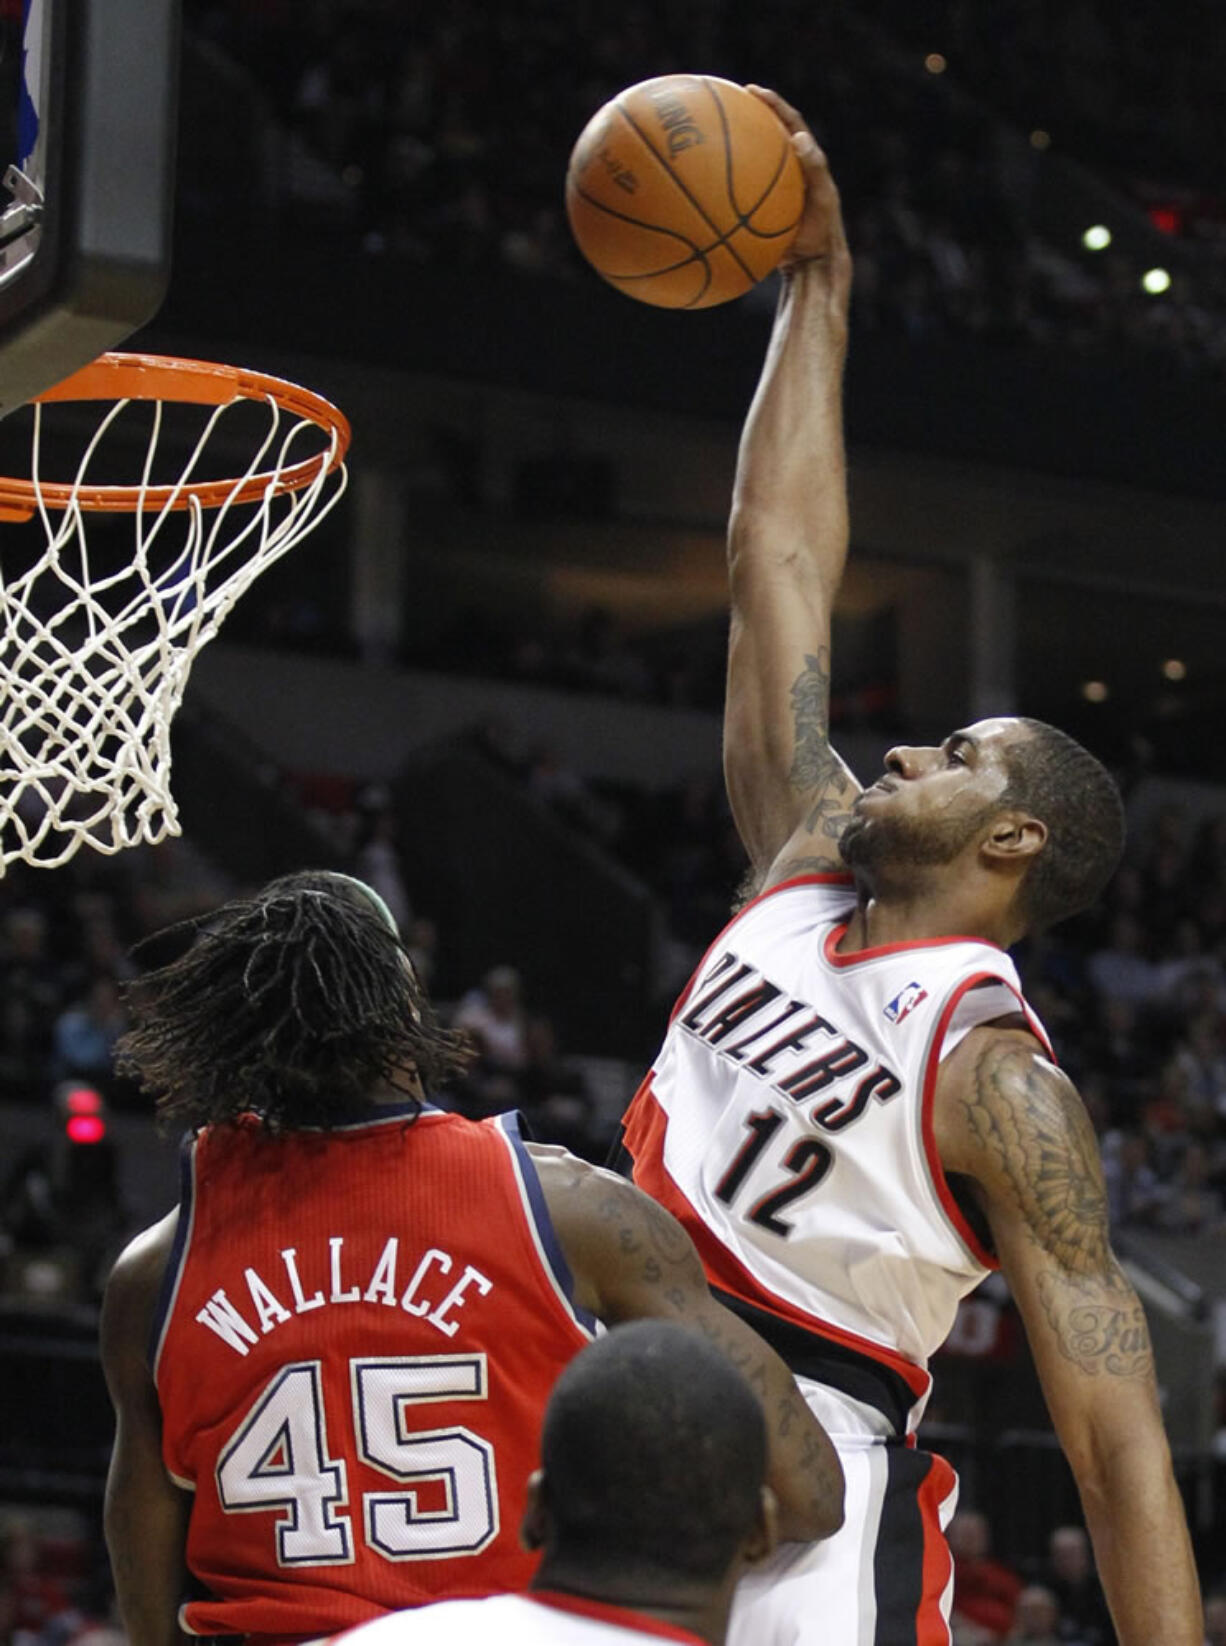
[1147,205,1181,235]
[65,1086,103,1115]
[66,1114,107,1144]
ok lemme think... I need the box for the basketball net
[0,353,350,872]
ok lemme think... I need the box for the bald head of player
[838,716,1124,944]
[115,869,472,1131]
[520,1318,778,1642]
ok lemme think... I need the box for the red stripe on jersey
[668,875,854,1026]
[823,922,1005,967]
[622,1077,930,1401]
[918,972,1055,1272]
[915,1452,958,1646]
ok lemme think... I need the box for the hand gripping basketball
[565,75,806,309]
[744,86,851,298]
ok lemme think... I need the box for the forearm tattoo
[962,1040,1154,1380]
[596,1182,842,1528]
[787,650,855,840]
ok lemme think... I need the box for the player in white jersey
[334,1321,780,1646]
[618,87,1202,1646]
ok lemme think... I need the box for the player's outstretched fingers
[745,84,811,141]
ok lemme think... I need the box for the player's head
[116,870,473,1132]
[840,716,1124,935]
[522,1320,776,1598]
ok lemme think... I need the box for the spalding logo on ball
[565,75,804,310]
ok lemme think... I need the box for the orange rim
[0,352,352,521]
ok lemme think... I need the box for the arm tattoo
[598,1184,841,1527]
[787,650,855,839]
[962,1040,1154,1380]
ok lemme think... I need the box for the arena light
[65,1084,103,1115]
[1081,224,1112,251]
[924,52,947,74]
[1142,267,1172,294]
[1162,658,1187,681]
[1081,680,1109,703]
[66,1113,107,1144]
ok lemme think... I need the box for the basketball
[565,76,805,310]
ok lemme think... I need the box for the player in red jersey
[100,871,842,1646]
[617,88,1201,1646]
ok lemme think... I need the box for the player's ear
[740,1484,780,1568]
[520,1469,547,1551]
[982,811,1047,866]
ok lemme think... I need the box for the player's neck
[842,884,1013,952]
[370,1065,425,1104]
[531,1564,728,1646]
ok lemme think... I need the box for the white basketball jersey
[623,874,1051,1435]
[334,1592,707,1645]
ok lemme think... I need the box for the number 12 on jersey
[216,1354,498,1566]
[713,1108,832,1237]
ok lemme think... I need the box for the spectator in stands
[452,963,530,1110]
[1156,1141,1224,1236]
[0,1515,72,1639]
[516,1013,600,1161]
[1205,1592,1226,1646]
[50,976,127,1095]
[1005,1584,1067,1645]
[1172,1013,1226,1117]
[1087,913,1162,1008]
[353,790,413,935]
[1102,1130,1168,1230]
[403,915,439,994]
[948,1509,1023,1641]
[1036,1525,1111,1646]
[1156,920,1225,1017]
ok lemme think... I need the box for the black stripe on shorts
[874,1443,943,1646]
[710,1286,917,1436]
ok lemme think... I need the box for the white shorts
[730,1383,959,1646]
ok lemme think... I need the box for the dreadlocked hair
[116,871,474,1133]
[1002,718,1126,933]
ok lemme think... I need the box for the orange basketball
[565,75,804,310]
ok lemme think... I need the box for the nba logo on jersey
[884,981,928,1024]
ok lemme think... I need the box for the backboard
[0,0,179,417]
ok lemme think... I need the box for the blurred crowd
[856,0,1226,206]
[945,1509,1226,1645]
[0,1513,121,1646]
[180,0,1226,375]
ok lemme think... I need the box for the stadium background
[2,1,1226,1640]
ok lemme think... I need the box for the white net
[0,369,348,872]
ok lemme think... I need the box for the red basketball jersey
[152,1105,595,1644]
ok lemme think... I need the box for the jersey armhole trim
[149,1132,198,1381]
[918,971,1052,1271]
[495,1113,599,1338]
[667,873,855,1027]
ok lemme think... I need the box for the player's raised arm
[531,1147,844,1545]
[100,1215,190,1646]
[935,1029,1202,1646]
[724,87,860,889]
